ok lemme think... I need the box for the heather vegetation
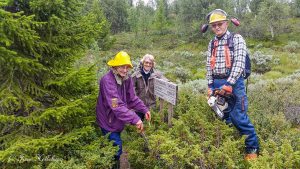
[1,0,300,168]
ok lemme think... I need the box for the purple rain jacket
[96,70,149,132]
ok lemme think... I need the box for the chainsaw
[207,90,232,119]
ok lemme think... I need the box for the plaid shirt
[206,31,247,85]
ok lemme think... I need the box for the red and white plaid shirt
[206,31,247,85]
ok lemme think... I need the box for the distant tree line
[101,0,300,40]
[1,0,299,168]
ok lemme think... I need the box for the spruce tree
[0,0,114,168]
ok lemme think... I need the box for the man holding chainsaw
[205,9,259,160]
[96,51,151,168]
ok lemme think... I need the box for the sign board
[154,78,178,105]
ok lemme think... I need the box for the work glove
[219,82,233,96]
[136,120,144,133]
[207,84,214,98]
[145,111,151,121]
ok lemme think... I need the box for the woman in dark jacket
[132,54,167,120]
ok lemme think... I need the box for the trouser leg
[101,128,123,160]
[213,77,259,152]
[229,93,259,152]
[230,78,259,152]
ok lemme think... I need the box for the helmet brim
[107,60,133,68]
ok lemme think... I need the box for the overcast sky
[132,0,174,6]
[132,0,153,6]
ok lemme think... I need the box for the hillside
[1,0,300,168]
[90,24,300,168]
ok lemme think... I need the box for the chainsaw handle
[212,89,221,96]
[213,89,234,98]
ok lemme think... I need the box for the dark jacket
[132,68,167,108]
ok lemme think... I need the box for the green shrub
[179,79,207,95]
[263,71,283,79]
[121,74,300,168]
[251,51,273,73]
[283,41,300,53]
[172,67,192,83]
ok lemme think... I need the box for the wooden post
[168,104,173,128]
[154,78,177,126]
[159,99,164,122]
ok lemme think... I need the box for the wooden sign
[154,78,178,105]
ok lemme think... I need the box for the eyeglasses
[211,22,225,28]
[144,61,153,65]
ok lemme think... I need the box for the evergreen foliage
[1,0,300,168]
[120,79,300,168]
[100,0,129,34]
[154,0,167,34]
[126,2,156,48]
[0,0,115,168]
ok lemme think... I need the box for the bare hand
[135,120,144,133]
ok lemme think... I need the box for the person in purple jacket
[96,51,151,168]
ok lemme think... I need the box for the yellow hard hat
[208,9,228,24]
[107,51,133,68]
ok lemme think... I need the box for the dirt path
[120,151,130,169]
